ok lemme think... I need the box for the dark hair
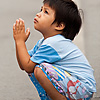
[43,0,82,40]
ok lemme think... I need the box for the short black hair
[43,0,82,40]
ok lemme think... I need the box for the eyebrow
[41,6,49,11]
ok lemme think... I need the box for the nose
[36,12,41,18]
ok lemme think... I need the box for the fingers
[26,28,30,37]
[19,18,25,32]
[13,18,31,42]
[25,28,30,41]
[13,18,25,32]
[13,23,16,33]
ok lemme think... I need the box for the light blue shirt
[28,34,96,93]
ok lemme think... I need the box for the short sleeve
[30,44,61,64]
[28,44,38,57]
[28,39,43,57]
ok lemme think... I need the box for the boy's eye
[45,10,48,14]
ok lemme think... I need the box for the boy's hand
[13,18,30,43]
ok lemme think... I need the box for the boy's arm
[15,40,36,73]
[13,18,36,73]
[16,43,24,70]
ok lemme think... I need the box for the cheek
[42,16,54,26]
[34,23,46,32]
[34,16,54,30]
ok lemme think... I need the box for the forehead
[42,3,55,13]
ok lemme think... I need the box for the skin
[13,3,67,100]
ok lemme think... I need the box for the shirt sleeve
[30,44,61,64]
[28,40,41,57]
[28,45,37,57]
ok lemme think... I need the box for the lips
[34,18,38,23]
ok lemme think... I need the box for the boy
[13,0,96,100]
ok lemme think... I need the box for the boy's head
[43,0,82,40]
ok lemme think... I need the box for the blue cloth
[28,34,96,94]
[28,63,93,100]
[28,72,51,100]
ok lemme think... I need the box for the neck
[42,31,62,40]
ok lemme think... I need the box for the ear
[55,23,65,31]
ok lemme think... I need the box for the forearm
[13,18,36,73]
[15,41,36,73]
[16,43,24,70]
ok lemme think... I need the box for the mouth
[34,18,38,23]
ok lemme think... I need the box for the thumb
[25,28,30,41]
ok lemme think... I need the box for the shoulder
[42,34,75,50]
[37,38,44,46]
[42,34,71,46]
[28,38,44,54]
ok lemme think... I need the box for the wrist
[15,40,25,46]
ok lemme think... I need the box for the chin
[34,25,38,30]
[34,25,45,34]
[34,26,41,32]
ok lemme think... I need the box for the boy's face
[34,3,56,34]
